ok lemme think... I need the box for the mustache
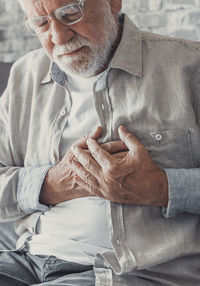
[53,34,91,57]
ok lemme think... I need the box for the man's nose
[49,19,74,45]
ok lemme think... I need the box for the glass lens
[25,16,49,35]
[55,4,83,25]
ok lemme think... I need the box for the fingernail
[119,125,126,131]
[118,126,123,134]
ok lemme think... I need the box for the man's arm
[161,168,200,217]
[0,83,100,221]
[71,126,169,207]
[0,88,51,221]
[39,127,102,205]
[72,126,200,217]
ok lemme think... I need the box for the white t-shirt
[28,71,113,265]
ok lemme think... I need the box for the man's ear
[110,0,122,14]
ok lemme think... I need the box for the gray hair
[17,0,122,18]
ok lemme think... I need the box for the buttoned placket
[49,80,72,164]
[93,69,137,274]
[93,68,113,142]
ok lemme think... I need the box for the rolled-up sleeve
[162,168,200,218]
[17,166,52,214]
[0,76,51,221]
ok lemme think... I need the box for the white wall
[0,0,200,62]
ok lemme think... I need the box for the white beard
[52,3,119,78]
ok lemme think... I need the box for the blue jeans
[0,223,95,286]
[0,250,95,285]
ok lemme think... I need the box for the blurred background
[1,0,200,62]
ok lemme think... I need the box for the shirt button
[101,104,105,110]
[116,238,120,245]
[155,133,162,141]
[60,109,66,116]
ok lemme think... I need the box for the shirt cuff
[162,168,200,218]
[17,166,52,214]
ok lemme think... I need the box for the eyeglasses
[24,0,85,36]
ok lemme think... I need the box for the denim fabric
[0,223,95,285]
[0,221,18,251]
[0,249,95,286]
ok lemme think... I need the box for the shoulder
[6,48,51,105]
[10,48,51,82]
[121,14,200,74]
[138,30,200,77]
[141,30,200,55]
[12,48,50,68]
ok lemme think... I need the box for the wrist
[39,166,56,205]
[123,169,168,207]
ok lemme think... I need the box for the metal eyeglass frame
[24,0,85,36]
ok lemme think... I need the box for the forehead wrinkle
[23,0,73,17]
[21,0,47,17]
[34,0,47,15]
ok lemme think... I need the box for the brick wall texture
[1,0,200,62]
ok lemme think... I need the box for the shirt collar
[110,14,143,78]
[40,13,143,85]
[41,61,66,86]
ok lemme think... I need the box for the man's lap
[0,222,95,285]
[1,222,200,285]
[0,221,19,250]
[0,250,38,285]
[0,250,95,285]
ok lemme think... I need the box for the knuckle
[134,145,143,156]
[83,172,90,183]
[125,133,133,141]
[104,162,117,176]
[90,145,99,156]
[83,157,92,169]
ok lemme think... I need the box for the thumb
[90,126,102,140]
[118,126,142,153]
[77,126,102,148]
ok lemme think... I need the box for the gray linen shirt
[1,14,200,285]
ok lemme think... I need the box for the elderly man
[1,0,200,285]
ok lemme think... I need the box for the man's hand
[39,127,102,205]
[71,126,168,206]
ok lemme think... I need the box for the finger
[118,126,143,153]
[86,138,114,168]
[75,126,102,149]
[113,151,129,158]
[72,160,99,189]
[90,126,102,140]
[75,175,103,198]
[72,146,101,178]
[101,141,128,154]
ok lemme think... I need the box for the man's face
[20,0,122,77]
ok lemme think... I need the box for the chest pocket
[136,129,194,168]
